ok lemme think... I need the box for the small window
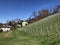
[25,24,27,26]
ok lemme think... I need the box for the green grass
[0,13,60,45]
[0,30,40,45]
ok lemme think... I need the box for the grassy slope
[0,30,39,45]
[0,13,60,45]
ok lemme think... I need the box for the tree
[7,20,17,29]
[57,5,60,13]
[0,23,3,28]
[53,7,58,14]
[53,5,60,14]
[32,11,37,18]
[38,9,50,18]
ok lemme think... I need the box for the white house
[1,27,10,32]
[0,24,11,32]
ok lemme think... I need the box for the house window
[25,24,28,26]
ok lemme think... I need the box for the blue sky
[0,0,60,23]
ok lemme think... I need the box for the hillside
[19,13,60,36]
[0,13,60,45]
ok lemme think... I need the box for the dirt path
[4,31,12,37]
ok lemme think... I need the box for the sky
[0,0,60,23]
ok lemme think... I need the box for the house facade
[1,27,10,32]
[0,24,12,32]
[22,22,28,27]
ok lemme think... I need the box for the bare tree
[57,5,60,13]
[38,9,50,18]
[0,23,3,28]
[32,11,37,18]
[53,5,60,14]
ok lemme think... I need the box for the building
[1,27,10,32]
[22,22,28,27]
[0,24,12,32]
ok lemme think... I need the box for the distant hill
[0,13,60,45]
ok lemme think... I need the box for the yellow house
[22,22,28,27]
